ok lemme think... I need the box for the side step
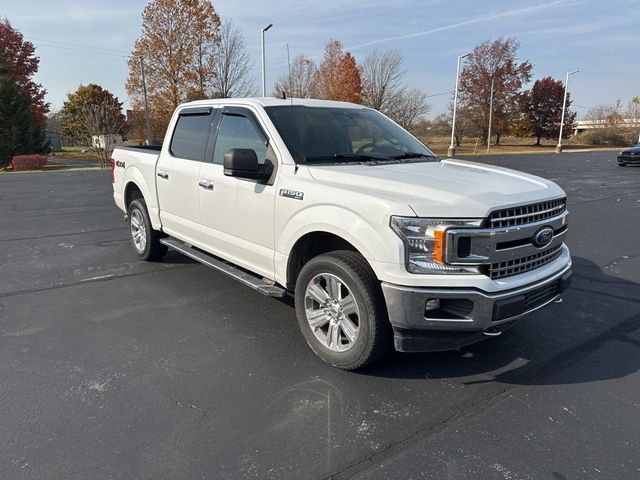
[160,238,286,297]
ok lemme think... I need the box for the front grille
[489,198,566,228]
[484,243,563,279]
[524,279,561,310]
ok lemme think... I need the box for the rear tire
[294,250,391,370]
[128,199,167,261]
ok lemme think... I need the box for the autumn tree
[522,77,576,145]
[62,84,126,145]
[458,37,532,144]
[126,0,221,139]
[209,19,255,98]
[310,40,362,103]
[0,18,49,126]
[273,54,316,98]
[0,61,46,168]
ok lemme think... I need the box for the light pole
[556,69,579,153]
[487,77,495,154]
[139,57,152,145]
[261,23,274,97]
[448,52,471,157]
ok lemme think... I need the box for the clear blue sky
[2,0,638,118]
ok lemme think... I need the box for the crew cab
[112,98,572,370]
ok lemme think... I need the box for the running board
[160,238,286,297]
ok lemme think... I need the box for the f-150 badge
[279,189,304,200]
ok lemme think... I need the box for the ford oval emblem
[532,227,554,248]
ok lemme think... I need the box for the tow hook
[483,326,502,337]
[124,213,129,223]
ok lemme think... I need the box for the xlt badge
[280,189,304,200]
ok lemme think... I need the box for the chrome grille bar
[489,198,566,228]
[484,244,563,279]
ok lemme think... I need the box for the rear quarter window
[170,112,213,161]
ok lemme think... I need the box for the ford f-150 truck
[112,98,572,370]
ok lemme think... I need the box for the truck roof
[178,97,367,110]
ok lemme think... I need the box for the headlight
[391,217,482,274]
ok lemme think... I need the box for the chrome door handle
[157,170,169,179]
[198,179,214,190]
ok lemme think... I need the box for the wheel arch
[285,231,374,290]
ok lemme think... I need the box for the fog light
[425,299,441,312]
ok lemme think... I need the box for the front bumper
[618,155,640,165]
[381,264,572,352]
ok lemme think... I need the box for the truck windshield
[264,105,437,164]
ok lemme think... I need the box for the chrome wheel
[130,208,147,254]
[304,273,360,352]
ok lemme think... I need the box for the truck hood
[307,158,566,218]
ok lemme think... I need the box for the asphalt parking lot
[1,151,639,480]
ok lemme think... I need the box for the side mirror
[223,149,270,181]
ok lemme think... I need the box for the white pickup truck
[112,98,572,370]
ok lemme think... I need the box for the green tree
[0,61,46,168]
[62,84,126,145]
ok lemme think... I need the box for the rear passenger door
[156,107,216,246]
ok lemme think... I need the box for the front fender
[276,204,409,283]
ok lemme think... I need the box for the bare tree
[273,54,316,98]
[626,97,640,138]
[387,88,431,130]
[585,100,624,129]
[74,98,126,168]
[361,49,405,112]
[209,19,255,98]
[359,49,430,129]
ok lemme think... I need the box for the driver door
[197,107,278,279]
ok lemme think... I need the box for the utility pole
[448,52,471,157]
[261,23,274,97]
[140,57,152,145]
[487,78,494,154]
[556,70,579,153]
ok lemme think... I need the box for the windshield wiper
[303,153,394,163]
[390,152,438,160]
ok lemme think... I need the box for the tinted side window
[213,114,268,165]
[170,113,213,161]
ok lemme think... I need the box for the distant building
[575,119,639,134]
[91,134,124,150]
[45,131,62,152]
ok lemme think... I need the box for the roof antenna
[280,90,287,100]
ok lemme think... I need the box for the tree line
[272,42,430,130]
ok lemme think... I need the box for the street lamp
[448,52,471,157]
[261,23,274,97]
[556,69,579,153]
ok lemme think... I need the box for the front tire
[128,199,167,261]
[294,251,391,370]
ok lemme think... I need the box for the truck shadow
[359,256,640,386]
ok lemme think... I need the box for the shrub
[11,154,48,171]
[579,129,630,146]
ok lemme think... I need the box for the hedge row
[11,154,48,171]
